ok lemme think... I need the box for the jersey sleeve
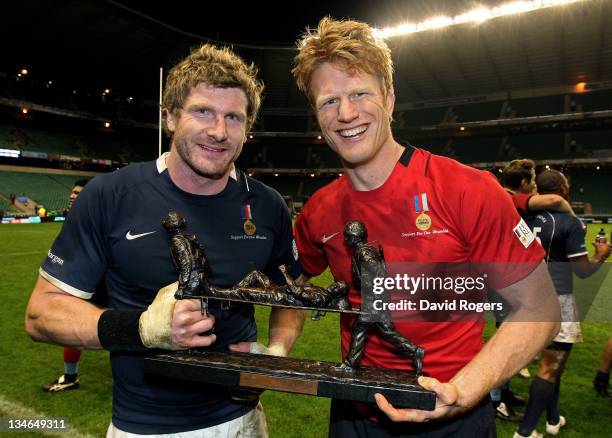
[460,171,545,289]
[293,204,328,277]
[565,217,588,258]
[262,190,302,285]
[40,176,111,299]
[511,193,532,216]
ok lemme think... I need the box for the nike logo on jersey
[321,232,339,244]
[125,230,156,240]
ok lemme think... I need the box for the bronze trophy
[143,212,435,410]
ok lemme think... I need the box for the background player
[515,170,611,437]
[593,338,612,398]
[42,178,91,392]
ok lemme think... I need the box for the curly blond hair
[163,44,264,132]
[292,17,394,104]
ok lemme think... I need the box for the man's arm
[25,274,216,351]
[528,194,574,215]
[267,306,307,356]
[25,275,104,348]
[230,274,308,356]
[375,262,560,422]
[569,241,611,278]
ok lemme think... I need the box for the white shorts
[553,294,582,344]
[106,402,268,438]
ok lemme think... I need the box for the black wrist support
[98,309,147,352]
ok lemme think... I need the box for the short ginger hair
[292,17,394,105]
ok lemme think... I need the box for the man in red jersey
[502,159,574,217]
[292,17,560,436]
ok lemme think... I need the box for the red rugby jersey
[510,192,532,217]
[294,147,545,382]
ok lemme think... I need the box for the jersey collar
[398,144,415,167]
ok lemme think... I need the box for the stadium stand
[260,115,308,132]
[0,124,17,150]
[399,107,448,126]
[567,169,612,214]
[260,176,301,198]
[453,101,505,122]
[265,144,309,168]
[572,88,612,112]
[0,197,13,214]
[0,170,90,211]
[0,122,157,164]
[507,94,565,118]
[570,130,612,157]
[310,145,342,168]
[19,126,81,156]
[450,137,502,163]
[505,133,567,160]
[301,176,338,198]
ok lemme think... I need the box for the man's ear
[386,87,396,115]
[166,110,177,133]
[520,178,530,192]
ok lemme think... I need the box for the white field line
[0,394,95,438]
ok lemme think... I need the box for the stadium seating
[265,144,309,168]
[398,107,448,127]
[0,197,13,213]
[453,101,504,122]
[0,171,90,211]
[570,130,612,157]
[301,175,338,197]
[572,89,612,112]
[508,95,565,118]
[567,169,612,214]
[260,115,309,132]
[260,176,301,198]
[0,123,157,164]
[507,133,567,160]
[18,127,81,156]
[449,137,502,163]
[310,145,341,168]
[0,124,17,150]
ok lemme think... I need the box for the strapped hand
[139,282,216,350]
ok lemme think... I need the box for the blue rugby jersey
[41,154,300,434]
[524,210,587,295]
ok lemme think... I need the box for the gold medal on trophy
[241,204,256,236]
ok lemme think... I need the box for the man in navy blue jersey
[25,44,304,437]
[491,159,577,422]
[515,170,610,438]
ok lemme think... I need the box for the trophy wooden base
[144,351,436,410]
